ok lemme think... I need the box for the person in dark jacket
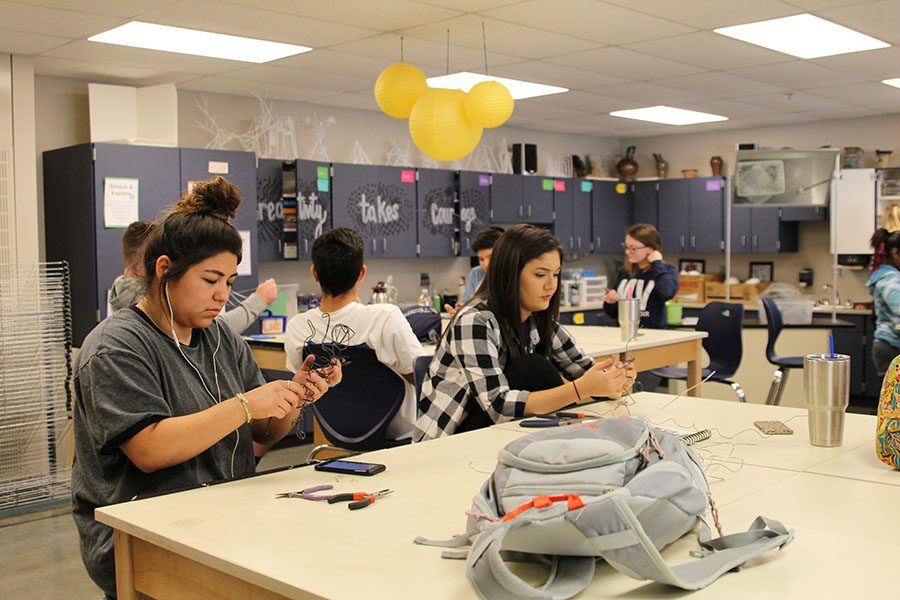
[603,223,678,330]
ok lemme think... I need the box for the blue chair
[651,301,746,402]
[303,344,408,451]
[413,355,431,403]
[760,297,804,406]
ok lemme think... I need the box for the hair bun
[175,176,241,221]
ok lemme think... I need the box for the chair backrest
[303,344,406,451]
[760,297,784,364]
[696,301,744,378]
[413,355,431,403]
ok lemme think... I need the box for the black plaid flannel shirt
[414,305,594,441]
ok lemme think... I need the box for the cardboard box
[676,274,721,303]
[705,281,772,306]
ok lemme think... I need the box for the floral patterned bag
[876,354,900,469]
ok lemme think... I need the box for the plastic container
[758,298,814,325]
[666,301,683,326]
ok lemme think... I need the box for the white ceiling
[4,0,900,137]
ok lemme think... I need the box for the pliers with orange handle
[326,488,393,510]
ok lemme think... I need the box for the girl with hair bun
[868,227,900,376]
[71,177,342,599]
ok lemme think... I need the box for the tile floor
[0,442,313,599]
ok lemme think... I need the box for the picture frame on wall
[678,259,706,274]
[750,261,774,282]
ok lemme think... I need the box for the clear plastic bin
[758,298,814,325]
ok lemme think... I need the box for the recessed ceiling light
[426,71,567,100]
[609,106,728,126]
[714,14,889,59]
[89,21,312,63]
[884,78,900,89]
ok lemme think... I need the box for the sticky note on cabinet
[317,179,329,192]
[553,180,566,192]
[581,181,593,193]
[317,166,329,179]
[401,169,415,183]
[573,313,585,325]
[479,174,491,187]
[542,179,554,191]
[706,180,721,192]
[615,183,627,194]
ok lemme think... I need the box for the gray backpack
[416,417,793,599]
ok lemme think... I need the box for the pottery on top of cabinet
[616,146,639,182]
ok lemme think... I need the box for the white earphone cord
[165,283,241,479]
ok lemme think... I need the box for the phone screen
[314,460,386,475]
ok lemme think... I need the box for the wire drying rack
[0,262,72,512]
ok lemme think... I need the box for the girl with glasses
[603,223,678,330]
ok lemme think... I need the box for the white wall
[619,115,900,304]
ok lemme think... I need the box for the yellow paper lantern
[409,88,483,162]
[374,63,428,119]
[463,80,514,128]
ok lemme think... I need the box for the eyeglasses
[621,243,647,253]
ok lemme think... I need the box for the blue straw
[829,333,834,358]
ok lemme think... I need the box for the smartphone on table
[314,460,386,476]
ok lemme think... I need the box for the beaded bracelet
[236,393,252,425]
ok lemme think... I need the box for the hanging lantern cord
[446,28,450,75]
[400,36,404,63]
[482,21,489,75]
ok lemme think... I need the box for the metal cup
[803,353,850,447]
[618,298,640,342]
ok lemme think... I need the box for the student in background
[462,226,504,302]
[284,227,426,442]
[416,224,635,440]
[868,228,900,376]
[603,223,678,329]
[872,203,900,271]
[72,177,340,599]
[109,219,278,335]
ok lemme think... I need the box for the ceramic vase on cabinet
[710,155,723,177]
[616,146,639,182]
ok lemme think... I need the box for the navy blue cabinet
[522,177,554,223]
[730,206,798,253]
[592,180,630,254]
[490,173,523,223]
[458,171,491,255]
[331,163,417,258]
[572,181,592,255]
[179,148,259,293]
[295,160,332,259]
[44,143,182,345]
[779,205,827,221]
[632,180,658,228]
[658,178,724,253]
[256,158,285,261]
[416,168,456,258]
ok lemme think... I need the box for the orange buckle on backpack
[502,494,585,522]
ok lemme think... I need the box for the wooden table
[97,392,898,599]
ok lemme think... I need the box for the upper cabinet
[295,159,332,260]
[730,206,798,253]
[331,163,417,258]
[522,177,554,223]
[632,180,659,228]
[592,180,630,254]
[458,171,491,255]
[416,168,456,258]
[256,158,285,262]
[490,174,554,224]
[658,177,724,253]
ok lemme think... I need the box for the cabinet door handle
[596,236,601,248]
[372,238,376,253]
[577,237,582,248]
[527,205,532,217]
[518,206,523,217]
[304,238,308,254]
[569,237,574,249]
[680,235,685,249]
[466,238,470,250]
[691,235,696,249]
[382,238,387,252]
[753,235,758,248]
[741,234,746,249]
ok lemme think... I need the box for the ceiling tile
[224,0,462,30]
[812,46,900,81]
[0,1,123,38]
[805,82,900,106]
[547,47,705,80]
[728,60,866,89]
[483,0,694,44]
[403,15,600,59]
[509,102,593,121]
[820,0,900,45]
[0,29,70,54]
[490,61,632,90]
[33,56,200,86]
[220,65,372,93]
[587,81,709,105]
[412,0,531,10]
[657,72,785,99]
[742,90,855,112]
[42,40,246,76]
[272,50,393,80]
[329,34,521,71]
[625,32,794,70]
[605,0,801,29]
[179,75,339,103]
[15,0,176,18]
[309,93,380,112]
[786,0,877,8]
[141,0,377,47]
[526,91,642,113]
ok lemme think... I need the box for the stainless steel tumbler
[803,353,850,447]
[619,298,640,342]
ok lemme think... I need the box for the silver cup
[803,353,850,447]
[618,298,640,342]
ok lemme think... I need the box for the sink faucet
[822,284,841,307]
